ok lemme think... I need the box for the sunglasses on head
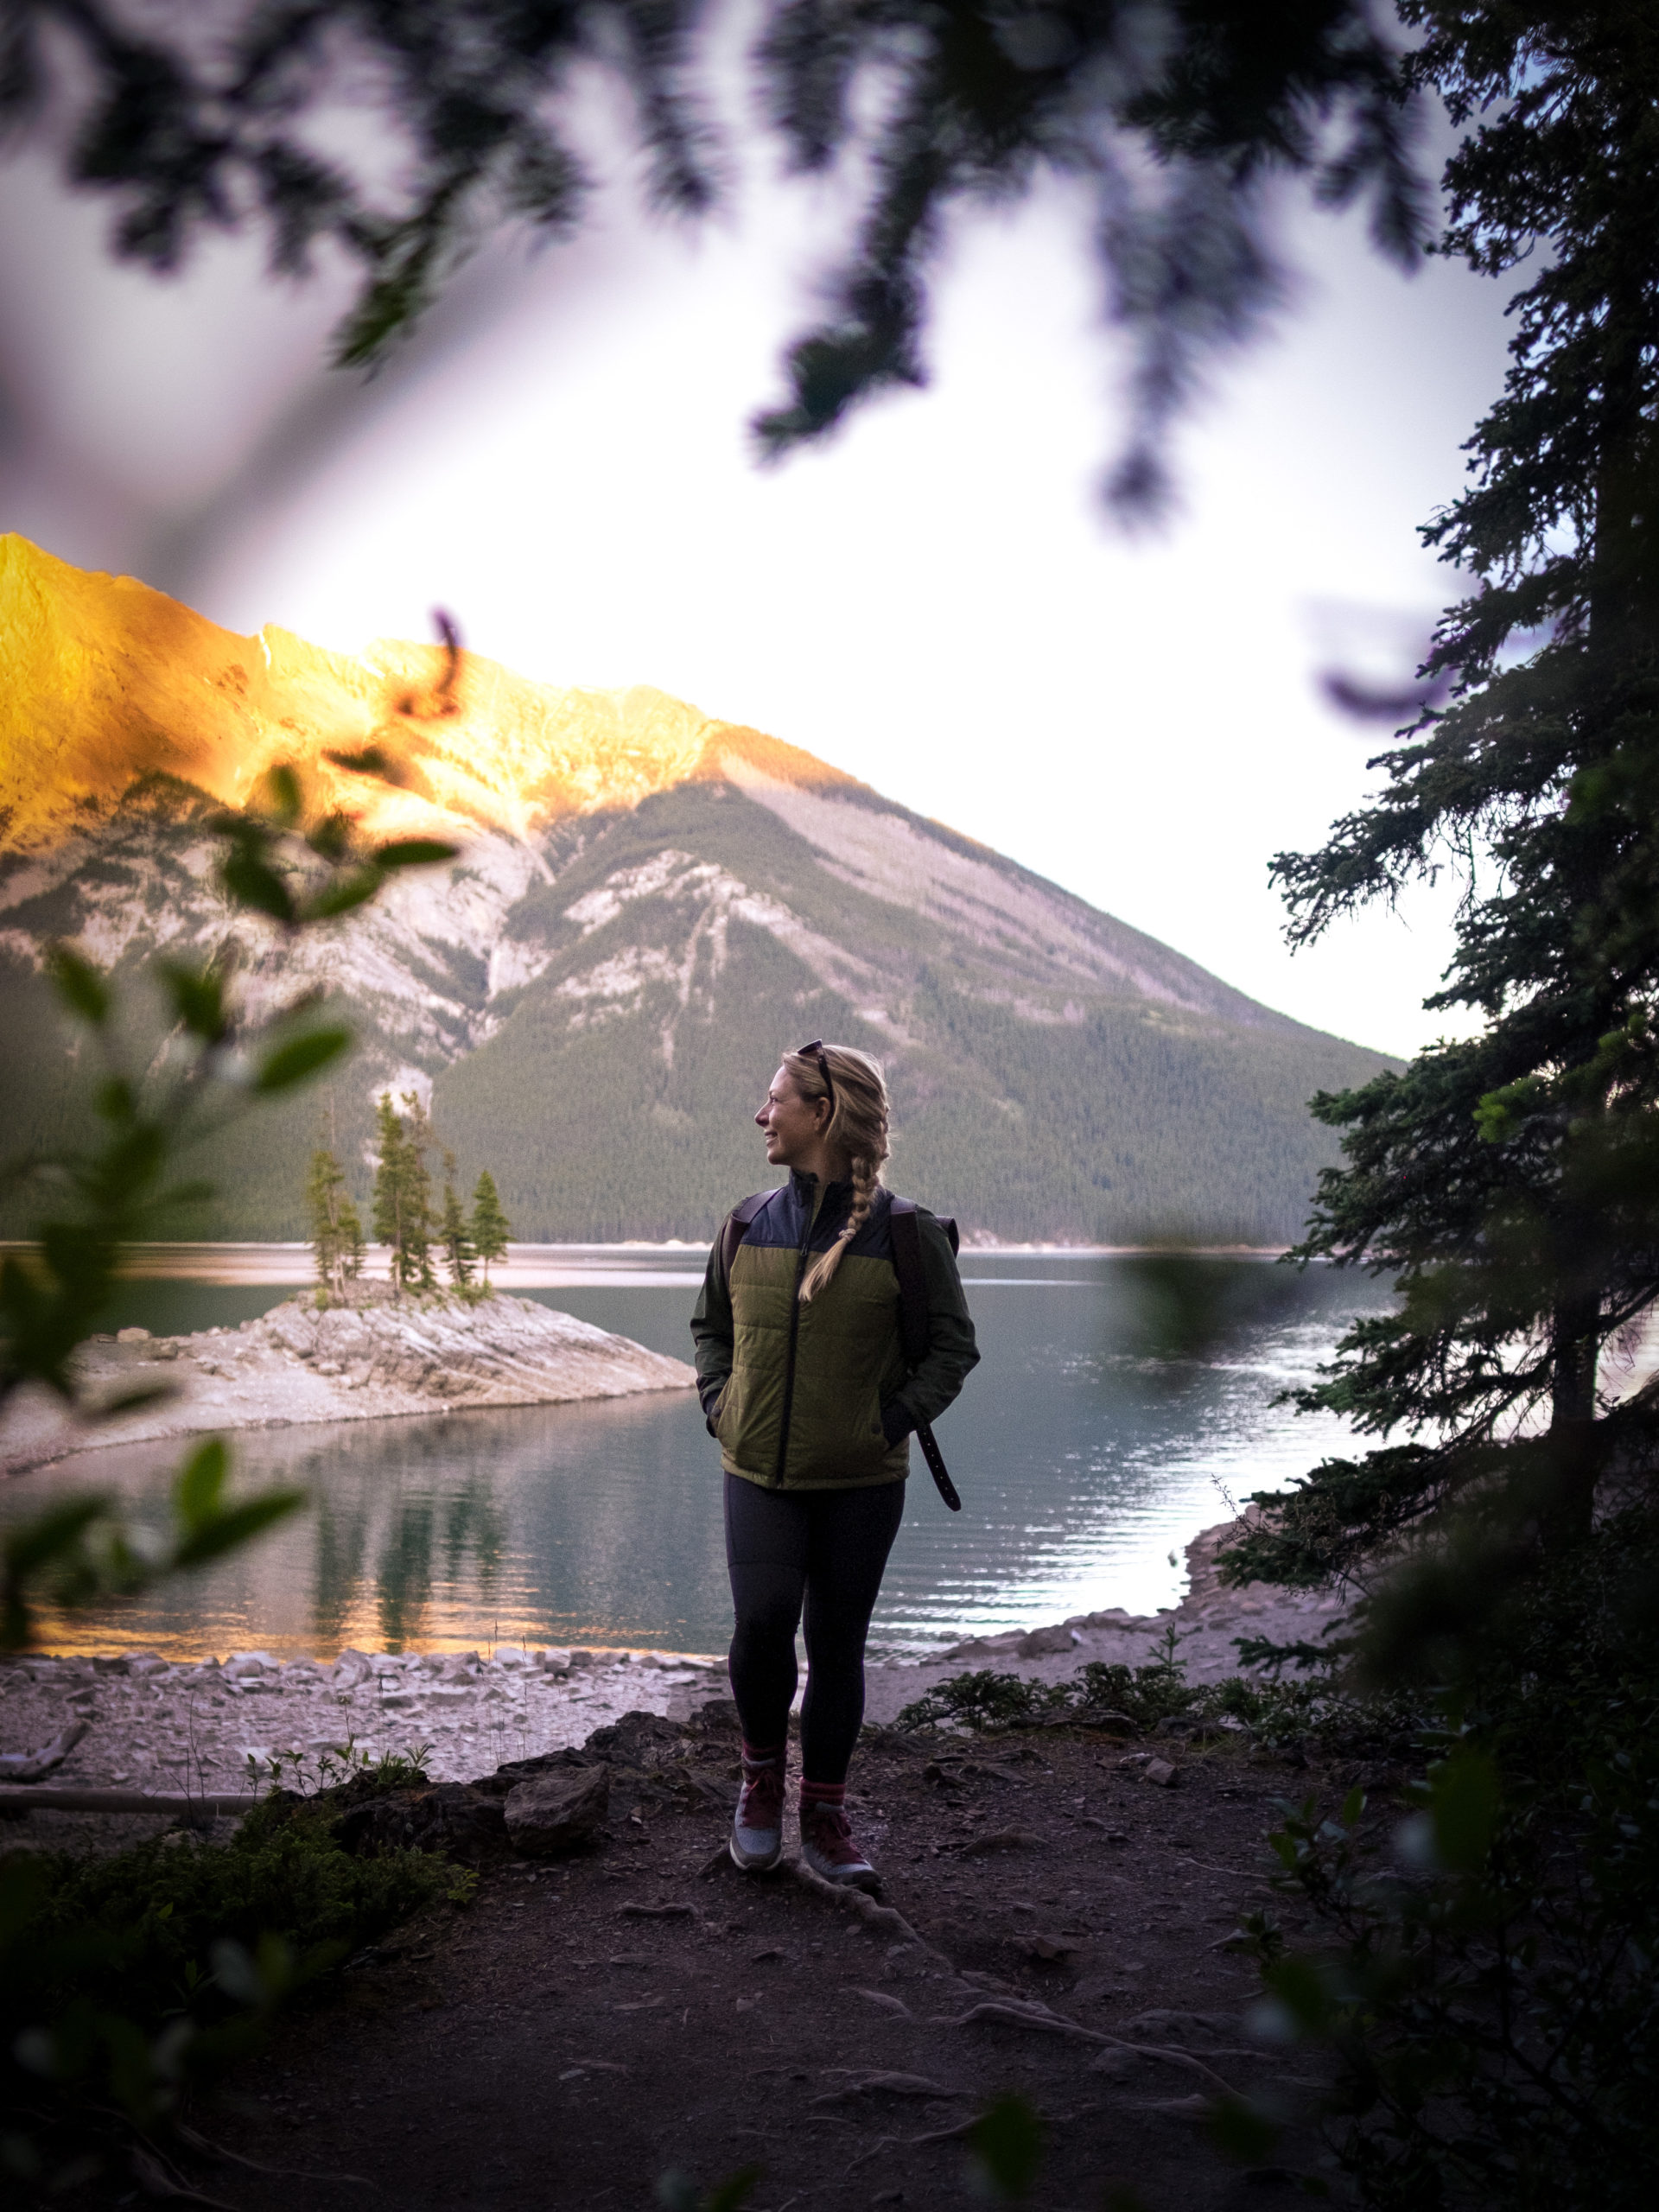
[797,1039,836,1112]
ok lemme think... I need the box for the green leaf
[221,848,296,925]
[170,1490,305,1569]
[252,1029,351,1095]
[1427,1746,1502,1876]
[967,2094,1043,2200]
[264,763,304,825]
[160,962,229,1044]
[47,946,111,1025]
[372,838,458,870]
[305,811,354,862]
[88,1383,179,1421]
[324,745,407,786]
[703,2170,762,2212]
[1263,1953,1333,2035]
[3,1496,108,1578]
[174,1438,228,1527]
[655,2168,759,2212]
[94,1077,139,1125]
[302,869,385,921]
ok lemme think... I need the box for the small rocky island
[0,1289,696,1475]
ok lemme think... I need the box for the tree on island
[305,1145,364,1300]
[439,1150,475,1288]
[470,1170,510,1287]
[372,1090,437,1295]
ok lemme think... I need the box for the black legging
[724,1472,906,1783]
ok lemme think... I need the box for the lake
[4,1253,1390,1660]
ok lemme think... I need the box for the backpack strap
[887,1196,963,1514]
[720,1191,772,1279]
[887,1197,957,1367]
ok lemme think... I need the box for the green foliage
[656,2164,761,2212]
[439,1151,475,1287]
[0,761,457,1648]
[306,1145,365,1299]
[966,2094,1043,2201]
[1238,1514,1659,2212]
[895,1639,1198,1735]
[372,1090,437,1294]
[12,3,1426,516]
[1254,7,1659,1610]
[1,1779,456,2179]
[469,1167,510,1281]
[897,1670,1071,1732]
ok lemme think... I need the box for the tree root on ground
[930,1997,1239,2094]
[785,1853,954,1966]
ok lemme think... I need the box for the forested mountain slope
[0,536,1392,1242]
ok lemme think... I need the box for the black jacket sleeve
[690,1225,734,1428]
[880,1208,980,1441]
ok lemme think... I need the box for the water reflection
[3,1256,1389,1658]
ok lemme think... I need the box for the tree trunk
[1548,1291,1601,1538]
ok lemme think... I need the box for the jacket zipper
[772,1179,823,1486]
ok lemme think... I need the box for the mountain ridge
[0,535,1393,1243]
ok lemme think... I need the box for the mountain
[0,535,1393,1243]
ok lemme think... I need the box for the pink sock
[741,1738,785,1774]
[799,1778,846,1811]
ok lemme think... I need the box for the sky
[0,63,1519,1062]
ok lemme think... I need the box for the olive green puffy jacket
[690,1171,980,1492]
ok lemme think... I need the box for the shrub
[2,1777,460,2186]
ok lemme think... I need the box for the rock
[263,1306,318,1358]
[684,1697,741,1733]
[1021,1932,1077,1961]
[1016,1624,1081,1658]
[504,1765,611,1856]
[1143,1758,1179,1788]
[116,1326,151,1343]
[582,1711,685,1767]
[336,1780,508,1861]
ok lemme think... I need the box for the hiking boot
[799,1801,880,1891]
[730,1759,785,1872]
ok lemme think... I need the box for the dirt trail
[134,1705,1360,2212]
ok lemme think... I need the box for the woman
[690,1043,979,1889]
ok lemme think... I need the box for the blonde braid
[785,1046,890,1304]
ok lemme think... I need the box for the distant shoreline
[0,1238,1294,1288]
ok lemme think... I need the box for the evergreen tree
[372,1090,436,1296]
[21,2,1425,513]
[399,1091,438,1291]
[439,1151,474,1287]
[1227,9,1659,1623]
[470,1170,510,1287]
[304,1147,363,1300]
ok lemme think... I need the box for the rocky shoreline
[0,1517,1346,1820]
[0,1289,696,1477]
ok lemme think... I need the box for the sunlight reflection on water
[4,1256,1390,1658]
